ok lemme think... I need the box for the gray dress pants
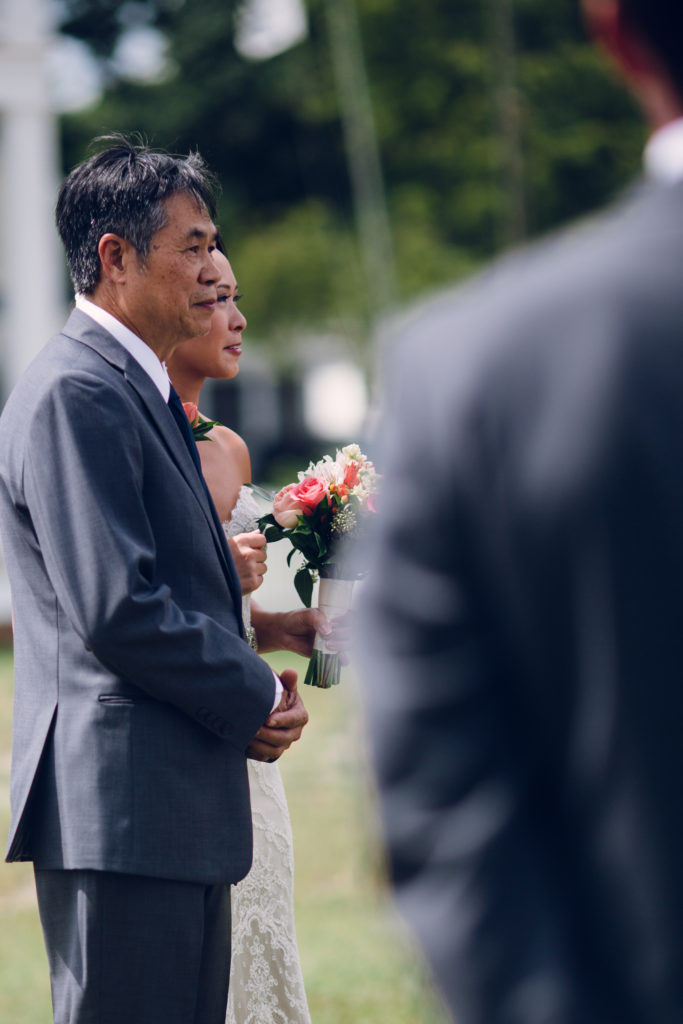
[34,868,232,1024]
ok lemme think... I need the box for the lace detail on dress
[223,487,311,1024]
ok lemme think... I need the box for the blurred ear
[581,0,657,81]
[582,0,683,127]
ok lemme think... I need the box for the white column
[0,0,64,625]
[0,0,65,398]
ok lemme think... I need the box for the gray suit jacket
[0,309,275,885]
[358,180,683,1023]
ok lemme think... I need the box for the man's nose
[200,250,218,282]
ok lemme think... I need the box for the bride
[167,246,332,1024]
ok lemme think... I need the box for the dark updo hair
[56,134,220,295]
[622,1,683,98]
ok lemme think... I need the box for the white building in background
[0,0,65,623]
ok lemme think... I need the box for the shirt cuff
[271,671,283,713]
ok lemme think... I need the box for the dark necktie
[166,385,244,623]
[167,385,203,476]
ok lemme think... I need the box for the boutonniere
[182,402,221,442]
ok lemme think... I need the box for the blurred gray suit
[357,179,683,1024]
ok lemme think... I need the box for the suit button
[196,706,231,736]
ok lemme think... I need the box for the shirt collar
[74,294,171,401]
[644,117,683,184]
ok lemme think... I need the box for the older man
[0,138,307,1024]
[357,3,683,1022]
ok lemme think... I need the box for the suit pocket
[98,694,137,707]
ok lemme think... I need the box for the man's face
[123,191,219,355]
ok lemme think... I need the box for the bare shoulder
[211,423,248,456]
[197,421,252,521]
[211,424,250,478]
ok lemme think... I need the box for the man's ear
[98,233,134,284]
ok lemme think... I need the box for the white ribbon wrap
[313,577,354,653]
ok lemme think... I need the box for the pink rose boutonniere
[258,444,380,688]
[182,402,221,442]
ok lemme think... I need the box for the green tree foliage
[59,0,645,344]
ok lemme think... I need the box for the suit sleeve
[23,371,275,750]
[356,350,599,1024]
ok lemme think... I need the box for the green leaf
[294,534,321,564]
[192,416,221,441]
[295,567,314,608]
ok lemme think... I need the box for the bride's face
[171,250,246,381]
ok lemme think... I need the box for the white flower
[296,445,372,494]
[340,443,363,462]
[299,455,344,486]
[352,462,378,504]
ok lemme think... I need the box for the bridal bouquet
[258,444,379,688]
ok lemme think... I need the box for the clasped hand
[228,530,267,594]
[246,669,308,763]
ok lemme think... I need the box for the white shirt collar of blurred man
[75,293,171,401]
[645,117,683,183]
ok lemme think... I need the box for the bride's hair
[56,133,220,296]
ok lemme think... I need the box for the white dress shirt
[74,295,282,714]
[644,117,683,183]
[75,294,170,400]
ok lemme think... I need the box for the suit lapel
[64,310,245,622]
[130,371,245,613]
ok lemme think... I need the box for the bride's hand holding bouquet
[258,444,379,688]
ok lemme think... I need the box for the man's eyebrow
[185,227,218,243]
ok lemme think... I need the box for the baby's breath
[330,504,358,537]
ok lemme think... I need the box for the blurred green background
[57,0,645,343]
[44,0,647,479]
[0,0,648,477]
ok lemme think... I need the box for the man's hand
[250,606,351,661]
[250,606,326,656]
[246,669,308,762]
[227,530,267,594]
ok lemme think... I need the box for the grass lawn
[0,645,450,1024]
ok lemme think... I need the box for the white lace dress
[224,486,311,1024]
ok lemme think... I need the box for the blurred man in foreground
[357,3,683,1022]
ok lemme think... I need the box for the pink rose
[273,484,304,528]
[344,462,360,488]
[182,401,199,426]
[289,476,329,515]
